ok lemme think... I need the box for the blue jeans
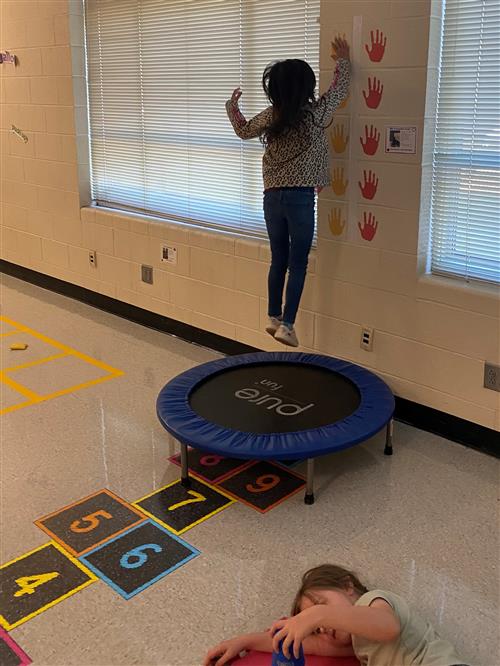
[263,187,315,326]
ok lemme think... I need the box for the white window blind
[430,0,500,284]
[85,0,319,236]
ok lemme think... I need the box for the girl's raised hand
[271,607,324,659]
[331,36,350,61]
[230,87,242,105]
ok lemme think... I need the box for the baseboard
[1,260,256,357]
[2,259,498,458]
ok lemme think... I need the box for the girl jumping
[226,38,351,348]
[204,564,468,666]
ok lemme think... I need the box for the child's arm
[225,89,273,140]
[272,600,400,658]
[321,36,351,118]
[204,630,355,665]
[323,58,350,111]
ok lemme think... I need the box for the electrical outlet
[88,250,97,267]
[141,265,153,284]
[161,244,177,265]
[484,362,500,392]
[360,326,374,351]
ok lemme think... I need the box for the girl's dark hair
[262,59,316,144]
[291,564,369,616]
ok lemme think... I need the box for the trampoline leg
[304,458,315,505]
[384,419,394,456]
[180,443,191,488]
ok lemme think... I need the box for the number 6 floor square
[34,489,146,556]
[0,542,96,630]
[79,520,199,599]
[133,477,235,535]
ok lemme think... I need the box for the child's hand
[203,636,246,666]
[230,87,242,106]
[331,36,350,61]
[271,606,325,659]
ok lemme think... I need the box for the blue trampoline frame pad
[156,352,395,461]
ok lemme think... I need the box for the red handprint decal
[360,125,380,156]
[363,77,384,109]
[365,29,387,62]
[358,212,379,241]
[358,170,379,200]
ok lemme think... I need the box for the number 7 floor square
[79,520,200,599]
[133,477,235,535]
[34,489,147,556]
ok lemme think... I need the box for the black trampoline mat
[189,362,361,434]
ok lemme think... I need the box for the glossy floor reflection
[1,275,498,666]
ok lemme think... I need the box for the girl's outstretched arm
[321,37,351,119]
[225,89,272,140]
[204,630,355,665]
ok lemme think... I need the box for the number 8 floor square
[79,520,199,599]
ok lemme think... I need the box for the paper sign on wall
[161,244,177,265]
[385,126,417,154]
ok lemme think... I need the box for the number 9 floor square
[217,461,305,513]
[79,520,199,599]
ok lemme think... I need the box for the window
[85,0,319,237]
[430,0,500,284]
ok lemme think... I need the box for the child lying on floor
[204,564,468,666]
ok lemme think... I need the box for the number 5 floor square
[34,489,146,556]
[133,477,234,535]
[79,520,199,599]
[0,542,96,630]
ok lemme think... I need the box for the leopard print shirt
[226,58,351,190]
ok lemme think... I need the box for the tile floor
[0,275,498,666]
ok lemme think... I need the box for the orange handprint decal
[360,124,380,156]
[358,170,379,200]
[339,94,349,110]
[330,124,349,154]
[358,212,379,241]
[365,29,387,62]
[328,208,346,236]
[363,77,384,109]
[331,167,348,196]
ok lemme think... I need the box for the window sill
[417,273,500,318]
[82,205,319,270]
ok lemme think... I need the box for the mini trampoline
[157,352,395,504]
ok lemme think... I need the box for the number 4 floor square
[79,520,199,599]
[0,542,96,631]
[34,489,146,556]
[134,477,234,535]
[217,461,305,513]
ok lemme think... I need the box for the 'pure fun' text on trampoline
[235,388,314,416]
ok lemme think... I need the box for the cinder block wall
[1,0,498,430]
